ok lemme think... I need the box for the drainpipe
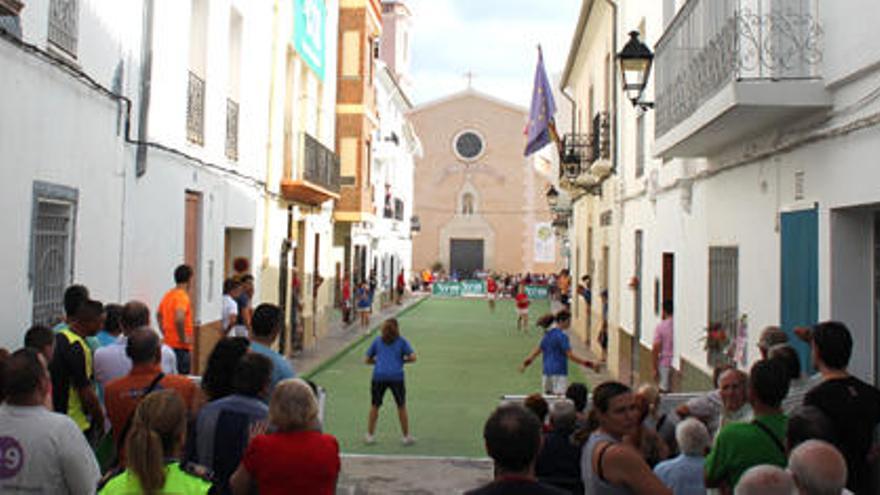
[135,0,155,177]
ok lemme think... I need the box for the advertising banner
[460,280,486,297]
[525,285,549,299]
[294,0,326,80]
[432,282,462,297]
[534,222,555,263]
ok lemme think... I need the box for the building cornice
[560,0,596,88]
[408,88,526,116]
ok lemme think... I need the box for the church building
[409,89,557,277]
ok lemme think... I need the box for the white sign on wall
[534,222,555,263]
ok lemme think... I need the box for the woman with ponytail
[100,390,211,494]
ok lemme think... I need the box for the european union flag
[524,47,557,157]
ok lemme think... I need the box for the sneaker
[364,433,376,445]
[401,435,416,446]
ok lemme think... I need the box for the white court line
[342,453,492,462]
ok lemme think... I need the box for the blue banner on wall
[294,0,326,80]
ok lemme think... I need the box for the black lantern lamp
[617,31,654,110]
[546,185,560,209]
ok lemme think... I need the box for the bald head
[126,327,160,365]
[788,440,847,495]
[121,300,150,333]
[735,465,795,495]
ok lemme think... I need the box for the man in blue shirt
[365,318,416,445]
[520,311,598,394]
[654,418,709,495]
[248,304,295,392]
[192,353,271,493]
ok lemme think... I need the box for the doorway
[662,253,675,311]
[780,208,818,374]
[450,239,484,279]
[184,191,202,320]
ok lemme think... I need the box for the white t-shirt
[0,404,100,494]
[94,337,178,385]
[222,295,239,335]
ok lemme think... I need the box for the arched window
[462,193,475,215]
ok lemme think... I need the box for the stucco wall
[409,91,555,275]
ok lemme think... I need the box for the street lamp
[546,185,560,209]
[617,31,654,110]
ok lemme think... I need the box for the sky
[404,0,582,108]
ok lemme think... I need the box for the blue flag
[524,47,557,156]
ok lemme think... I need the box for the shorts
[542,375,568,395]
[517,307,529,316]
[371,380,406,407]
[659,365,672,392]
[357,306,371,313]
[487,292,498,300]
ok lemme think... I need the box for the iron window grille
[187,71,206,145]
[48,0,78,56]
[226,98,239,161]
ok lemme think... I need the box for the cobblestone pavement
[336,455,493,495]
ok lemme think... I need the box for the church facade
[409,89,557,277]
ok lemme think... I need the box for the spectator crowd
[1,263,879,494]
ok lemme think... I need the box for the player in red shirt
[486,276,498,313]
[515,283,530,334]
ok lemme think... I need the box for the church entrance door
[450,239,484,279]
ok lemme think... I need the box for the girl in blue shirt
[520,311,599,394]
[364,318,417,445]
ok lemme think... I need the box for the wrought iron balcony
[281,133,341,205]
[186,71,205,145]
[654,0,829,158]
[558,112,612,195]
[225,98,239,161]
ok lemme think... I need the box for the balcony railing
[655,0,822,138]
[302,132,340,194]
[558,111,611,181]
[225,98,239,161]
[187,72,205,145]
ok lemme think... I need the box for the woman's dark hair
[592,381,632,413]
[523,393,549,423]
[555,310,571,323]
[202,337,250,400]
[536,313,555,329]
[381,319,400,344]
[565,382,589,413]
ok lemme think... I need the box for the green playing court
[305,297,592,458]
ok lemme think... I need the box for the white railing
[655,0,822,137]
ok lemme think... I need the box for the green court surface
[306,297,592,458]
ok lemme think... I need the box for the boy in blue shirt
[365,318,417,445]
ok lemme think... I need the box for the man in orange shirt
[157,264,194,374]
[104,328,197,452]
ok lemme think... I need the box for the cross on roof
[464,70,476,89]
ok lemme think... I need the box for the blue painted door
[780,208,819,373]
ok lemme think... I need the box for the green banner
[525,285,549,299]
[460,280,486,296]
[432,281,462,297]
